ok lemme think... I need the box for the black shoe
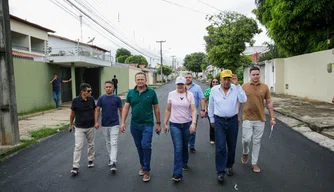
[190,148,196,154]
[217,174,225,182]
[88,161,94,168]
[172,175,182,182]
[226,167,233,176]
[71,168,79,175]
[182,165,189,171]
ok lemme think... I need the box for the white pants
[242,120,265,165]
[103,125,120,163]
[73,127,95,168]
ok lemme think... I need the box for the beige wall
[100,66,130,95]
[274,59,285,94]
[282,49,334,102]
[10,20,48,40]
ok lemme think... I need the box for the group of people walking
[65,67,275,184]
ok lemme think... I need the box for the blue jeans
[130,124,153,172]
[188,115,199,148]
[170,121,191,178]
[113,88,118,95]
[214,115,238,175]
[52,91,61,108]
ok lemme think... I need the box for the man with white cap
[208,69,247,183]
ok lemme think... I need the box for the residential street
[1,80,334,192]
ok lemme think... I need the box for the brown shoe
[143,171,150,182]
[138,167,144,176]
[252,164,261,173]
[241,154,248,164]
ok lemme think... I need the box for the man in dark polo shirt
[69,83,97,175]
[121,72,161,182]
[49,73,72,108]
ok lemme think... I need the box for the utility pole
[0,0,20,145]
[171,55,176,70]
[79,14,83,42]
[156,40,166,83]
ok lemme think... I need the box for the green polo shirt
[126,86,158,126]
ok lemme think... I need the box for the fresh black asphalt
[1,80,334,192]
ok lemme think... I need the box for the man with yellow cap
[208,69,247,183]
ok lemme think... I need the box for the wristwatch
[271,118,275,121]
[156,122,161,125]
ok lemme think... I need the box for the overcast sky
[9,0,270,67]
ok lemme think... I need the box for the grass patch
[18,105,56,116]
[0,124,68,162]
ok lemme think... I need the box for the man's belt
[214,114,237,121]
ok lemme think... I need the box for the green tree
[116,48,131,58]
[259,42,287,62]
[237,55,252,85]
[183,52,207,77]
[116,55,129,63]
[157,65,173,77]
[253,0,334,56]
[125,55,148,66]
[204,11,262,72]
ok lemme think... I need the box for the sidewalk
[271,94,334,152]
[0,94,126,156]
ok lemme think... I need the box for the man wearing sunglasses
[69,83,97,175]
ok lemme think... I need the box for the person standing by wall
[208,70,247,183]
[49,73,71,108]
[95,81,123,172]
[112,75,118,95]
[69,83,97,175]
[241,66,276,173]
[163,76,197,182]
[184,72,206,153]
[204,78,220,144]
[120,72,162,182]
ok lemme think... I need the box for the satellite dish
[87,37,95,44]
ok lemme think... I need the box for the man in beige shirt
[241,66,276,173]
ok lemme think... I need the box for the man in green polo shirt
[121,72,161,182]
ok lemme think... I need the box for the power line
[160,0,210,15]
[197,0,223,13]
[49,0,129,51]
[77,0,156,58]
[64,0,160,59]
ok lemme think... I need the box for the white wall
[10,20,48,40]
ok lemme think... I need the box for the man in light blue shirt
[208,69,247,183]
[185,73,206,154]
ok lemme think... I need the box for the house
[243,46,269,62]
[10,14,55,59]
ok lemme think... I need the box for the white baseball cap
[175,76,186,85]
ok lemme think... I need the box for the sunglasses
[212,81,219,83]
[105,86,112,88]
[86,90,92,93]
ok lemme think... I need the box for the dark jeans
[113,88,118,95]
[214,115,238,175]
[130,124,153,172]
[208,116,215,142]
[188,115,199,148]
[52,91,61,108]
[170,121,191,178]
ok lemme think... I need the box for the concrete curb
[274,110,334,153]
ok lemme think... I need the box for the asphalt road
[1,80,334,192]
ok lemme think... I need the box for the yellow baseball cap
[220,70,233,78]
